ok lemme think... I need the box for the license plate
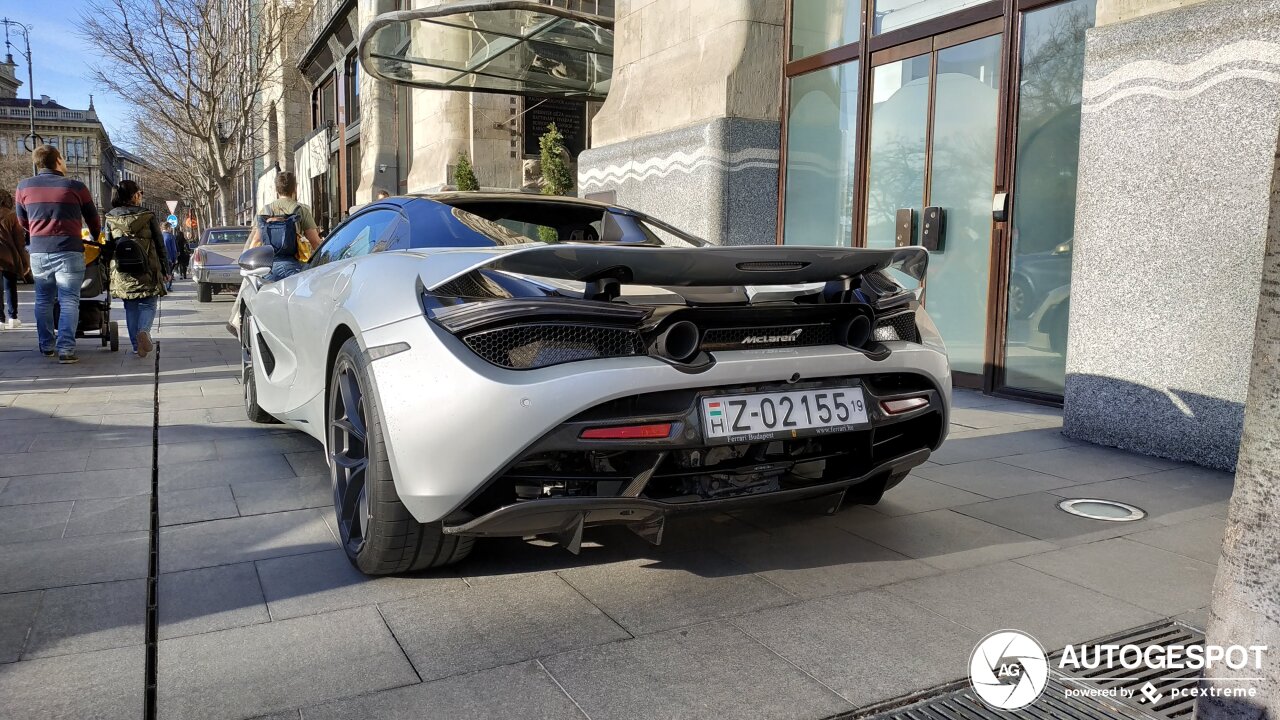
[700,387,869,442]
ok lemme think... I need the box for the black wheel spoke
[338,370,366,438]
[329,359,371,555]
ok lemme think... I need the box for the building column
[578,1,783,246]
[1063,0,1280,469]
[355,0,399,203]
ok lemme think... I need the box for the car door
[249,215,368,411]
[286,209,402,406]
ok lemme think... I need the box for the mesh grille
[700,324,835,351]
[875,311,920,343]
[463,324,643,369]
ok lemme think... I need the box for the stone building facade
[0,53,117,211]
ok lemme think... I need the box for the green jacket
[106,208,168,300]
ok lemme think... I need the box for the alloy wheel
[241,317,254,411]
[329,361,371,555]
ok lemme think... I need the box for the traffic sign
[167,214,179,226]
[166,200,178,214]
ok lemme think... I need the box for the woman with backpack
[104,180,169,358]
[0,189,29,330]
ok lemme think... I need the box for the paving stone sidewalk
[0,278,1231,720]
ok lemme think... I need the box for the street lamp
[1,18,36,175]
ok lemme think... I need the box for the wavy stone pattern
[577,117,781,247]
[1063,0,1280,470]
[1082,39,1280,111]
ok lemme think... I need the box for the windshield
[203,229,250,245]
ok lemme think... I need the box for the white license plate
[700,387,869,442]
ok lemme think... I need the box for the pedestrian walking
[175,227,191,279]
[161,222,177,291]
[0,189,29,329]
[246,171,321,281]
[103,180,169,358]
[15,145,101,363]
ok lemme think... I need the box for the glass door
[863,23,1003,384]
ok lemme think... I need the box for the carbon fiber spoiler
[419,244,928,290]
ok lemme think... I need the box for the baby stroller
[52,235,120,352]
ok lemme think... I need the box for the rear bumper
[360,309,951,524]
[193,265,241,285]
[443,448,929,540]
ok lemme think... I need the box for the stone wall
[1063,0,1280,470]
[579,0,783,245]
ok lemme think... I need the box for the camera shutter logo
[969,630,1049,711]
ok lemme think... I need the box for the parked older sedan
[193,226,252,302]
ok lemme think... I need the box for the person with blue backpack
[247,171,321,281]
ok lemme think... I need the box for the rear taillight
[580,423,673,440]
[193,248,206,265]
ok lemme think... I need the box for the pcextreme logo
[969,630,1050,711]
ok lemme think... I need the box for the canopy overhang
[358,0,613,101]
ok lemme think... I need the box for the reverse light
[880,397,929,415]
[580,423,673,440]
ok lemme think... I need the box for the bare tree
[0,152,29,196]
[79,0,295,224]
[1197,144,1280,717]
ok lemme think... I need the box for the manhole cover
[1057,498,1146,522]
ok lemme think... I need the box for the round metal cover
[1057,498,1146,522]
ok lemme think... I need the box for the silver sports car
[233,193,951,575]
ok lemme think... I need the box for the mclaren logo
[741,329,804,345]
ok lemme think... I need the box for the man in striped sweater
[15,145,101,363]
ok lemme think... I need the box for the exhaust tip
[654,320,700,362]
[839,315,872,349]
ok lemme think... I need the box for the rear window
[203,229,249,245]
[437,199,705,248]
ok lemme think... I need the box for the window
[314,74,337,129]
[873,0,991,35]
[790,0,860,59]
[344,52,360,125]
[63,137,89,164]
[1003,0,1097,395]
[783,62,859,246]
[345,140,361,209]
[311,209,400,265]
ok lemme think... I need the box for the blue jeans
[1,271,17,320]
[31,251,85,355]
[123,296,159,352]
[266,259,303,282]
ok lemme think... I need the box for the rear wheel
[328,337,473,575]
[108,321,119,352]
[196,282,212,303]
[240,314,279,424]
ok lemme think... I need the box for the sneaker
[41,349,54,357]
[6,318,20,329]
[137,331,153,358]
[58,353,79,364]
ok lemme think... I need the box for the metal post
[1,19,36,175]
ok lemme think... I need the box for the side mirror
[238,246,274,278]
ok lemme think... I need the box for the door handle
[992,192,1009,222]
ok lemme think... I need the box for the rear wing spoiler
[417,244,928,291]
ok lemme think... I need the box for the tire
[109,321,119,352]
[241,315,280,424]
[196,282,213,303]
[328,337,474,575]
